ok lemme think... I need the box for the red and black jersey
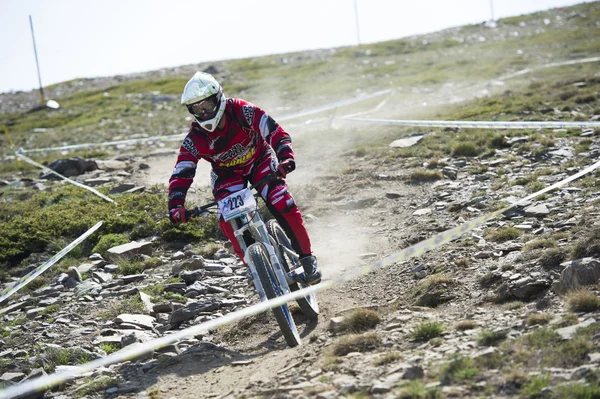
[168,98,294,210]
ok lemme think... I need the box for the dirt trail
[126,124,431,399]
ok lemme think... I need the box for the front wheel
[248,242,301,347]
[266,220,319,319]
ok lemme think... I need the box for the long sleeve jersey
[168,98,294,210]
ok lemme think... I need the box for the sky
[0,0,589,94]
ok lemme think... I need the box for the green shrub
[331,332,381,356]
[486,227,522,243]
[451,142,479,157]
[412,321,444,342]
[92,234,129,257]
[335,308,381,333]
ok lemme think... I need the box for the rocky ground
[0,109,599,398]
[0,3,599,398]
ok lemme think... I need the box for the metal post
[490,0,494,21]
[29,15,45,107]
[353,0,361,45]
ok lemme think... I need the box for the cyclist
[168,72,321,285]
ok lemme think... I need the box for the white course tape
[18,90,392,154]
[4,157,600,399]
[500,56,600,80]
[346,117,600,130]
[275,89,392,122]
[0,221,103,304]
[15,152,117,204]
[18,133,187,154]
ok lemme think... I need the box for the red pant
[211,149,312,261]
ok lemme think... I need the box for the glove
[169,207,187,224]
[277,159,296,178]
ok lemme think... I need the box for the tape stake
[14,152,117,204]
[0,221,103,304]
[346,117,600,130]
[4,157,600,399]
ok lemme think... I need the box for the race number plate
[218,188,257,221]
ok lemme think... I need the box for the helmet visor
[187,94,219,121]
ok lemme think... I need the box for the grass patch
[335,308,381,334]
[331,332,381,356]
[572,228,600,259]
[526,313,552,327]
[99,342,120,355]
[456,320,477,331]
[477,329,508,346]
[33,347,96,372]
[197,242,224,259]
[566,290,600,313]
[115,256,163,276]
[486,227,522,243]
[523,238,557,251]
[397,381,441,399]
[74,376,122,398]
[97,294,145,321]
[520,374,550,397]
[411,321,444,342]
[451,142,479,157]
[539,247,568,269]
[439,356,479,385]
[0,185,221,271]
[373,351,402,366]
[409,170,443,183]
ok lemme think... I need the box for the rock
[402,366,424,380]
[77,263,95,275]
[556,318,596,340]
[107,241,153,261]
[179,258,205,272]
[168,300,221,326]
[524,204,550,216]
[109,183,136,194]
[554,258,600,294]
[67,267,82,283]
[328,317,345,333]
[92,271,113,283]
[139,291,154,314]
[0,372,25,382]
[389,135,424,148]
[25,308,46,319]
[83,178,112,186]
[413,208,432,216]
[510,280,550,300]
[385,192,403,199]
[43,157,98,178]
[152,95,176,104]
[442,166,458,180]
[549,148,574,158]
[120,274,147,284]
[74,280,102,296]
[114,314,155,330]
[180,270,206,285]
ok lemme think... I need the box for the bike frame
[230,209,294,302]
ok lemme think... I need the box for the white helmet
[181,72,226,132]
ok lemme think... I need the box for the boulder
[554,258,600,294]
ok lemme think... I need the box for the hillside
[0,2,600,398]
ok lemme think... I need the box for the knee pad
[265,184,297,213]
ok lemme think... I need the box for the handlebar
[186,172,281,219]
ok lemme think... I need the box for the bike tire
[266,220,320,319]
[248,242,301,347]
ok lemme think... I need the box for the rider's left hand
[277,159,296,178]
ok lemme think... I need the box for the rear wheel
[266,220,319,319]
[248,242,301,347]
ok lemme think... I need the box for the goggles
[187,95,219,121]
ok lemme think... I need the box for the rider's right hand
[169,207,187,224]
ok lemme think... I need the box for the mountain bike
[188,173,319,347]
